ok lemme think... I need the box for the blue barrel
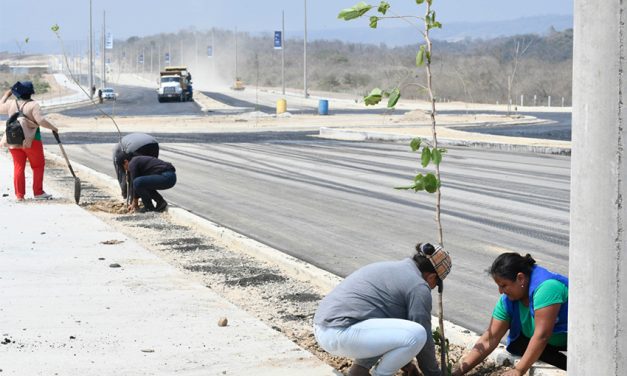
[318,99,329,115]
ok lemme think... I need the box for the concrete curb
[318,127,571,155]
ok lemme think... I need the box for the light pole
[101,10,106,89]
[303,0,308,98]
[89,0,94,98]
[282,10,285,95]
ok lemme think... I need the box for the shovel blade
[74,177,81,204]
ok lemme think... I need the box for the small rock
[98,258,105,261]
[217,317,228,327]
[109,263,121,268]
[141,349,155,353]
[69,336,76,340]
[101,239,124,245]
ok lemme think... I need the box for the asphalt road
[448,110,572,141]
[50,132,570,335]
[58,84,205,117]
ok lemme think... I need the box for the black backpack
[5,100,29,145]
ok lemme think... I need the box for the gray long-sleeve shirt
[314,258,440,376]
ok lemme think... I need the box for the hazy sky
[1,0,573,48]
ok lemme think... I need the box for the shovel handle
[53,130,61,143]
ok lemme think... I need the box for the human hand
[401,363,420,376]
[501,367,524,376]
[4,89,12,97]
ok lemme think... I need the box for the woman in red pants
[0,81,58,201]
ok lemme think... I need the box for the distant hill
[306,15,573,46]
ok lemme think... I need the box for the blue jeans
[133,170,176,210]
[314,319,427,376]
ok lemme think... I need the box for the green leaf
[416,45,426,66]
[424,173,438,193]
[369,16,379,28]
[24,37,29,44]
[421,147,431,167]
[416,0,425,4]
[387,87,401,108]
[364,88,383,106]
[432,148,442,165]
[413,174,425,191]
[377,1,390,14]
[410,138,422,152]
[51,24,60,33]
[338,2,373,20]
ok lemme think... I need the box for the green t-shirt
[34,127,41,141]
[493,279,568,347]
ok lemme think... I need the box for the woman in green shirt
[453,253,568,376]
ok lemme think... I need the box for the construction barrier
[277,99,287,114]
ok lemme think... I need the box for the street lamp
[303,0,308,98]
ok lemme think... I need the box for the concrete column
[570,0,627,374]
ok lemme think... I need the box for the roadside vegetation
[0,62,51,94]
[111,26,572,106]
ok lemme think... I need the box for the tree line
[112,27,572,106]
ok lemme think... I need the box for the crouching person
[313,243,452,376]
[122,154,176,213]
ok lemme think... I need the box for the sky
[0,0,573,51]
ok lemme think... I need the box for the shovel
[52,131,81,204]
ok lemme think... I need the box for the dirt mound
[85,199,127,214]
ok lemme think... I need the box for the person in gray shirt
[112,133,159,199]
[314,243,452,376]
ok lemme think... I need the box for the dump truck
[157,66,193,102]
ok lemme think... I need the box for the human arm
[452,317,509,376]
[127,197,139,212]
[500,303,561,376]
[29,102,58,132]
[406,285,440,376]
[0,89,11,112]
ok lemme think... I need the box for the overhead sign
[105,32,113,49]
[165,52,170,64]
[138,53,144,64]
[274,31,282,50]
[207,46,213,57]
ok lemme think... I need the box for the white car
[101,87,117,101]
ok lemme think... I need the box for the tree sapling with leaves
[338,1,451,375]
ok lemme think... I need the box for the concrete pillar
[570,0,627,374]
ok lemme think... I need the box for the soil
[40,156,512,376]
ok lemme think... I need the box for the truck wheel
[158,97,163,103]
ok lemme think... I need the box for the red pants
[9,140,45,199]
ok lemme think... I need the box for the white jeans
[314,319,427,376]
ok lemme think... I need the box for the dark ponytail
[489,252,536,281]
[413,243,437,274]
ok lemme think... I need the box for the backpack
[5,100,28,145]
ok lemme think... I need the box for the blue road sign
[274,31,282,50]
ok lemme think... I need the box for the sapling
[338,1,449,374]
